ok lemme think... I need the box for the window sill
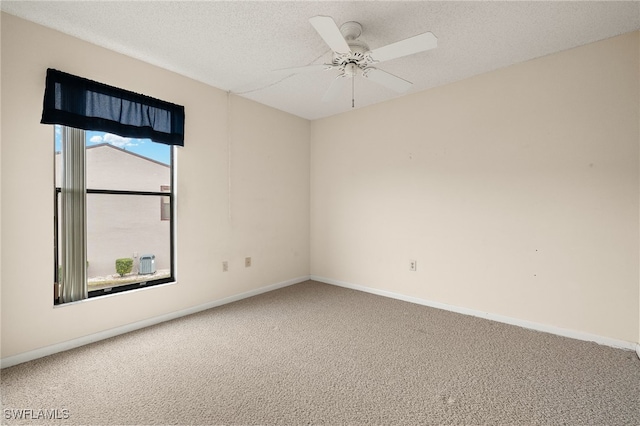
[54,280,177,307]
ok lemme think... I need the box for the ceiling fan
[275,16,438,104]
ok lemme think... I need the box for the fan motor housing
[347,39,369,54]
[332,21,372,72]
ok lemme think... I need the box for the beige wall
[1,13,310,358]
[311,32,640,343]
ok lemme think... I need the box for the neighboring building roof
[86,143,170,168]
[55,142,171,192]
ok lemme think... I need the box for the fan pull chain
[352,75,355,108]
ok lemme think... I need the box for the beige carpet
[2,280,639,425]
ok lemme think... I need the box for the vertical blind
[59,126,87,303]
[41,68,185,146]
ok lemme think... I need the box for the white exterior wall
[56,144,172,277]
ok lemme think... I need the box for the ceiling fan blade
[272,64,335,76]
[368,32,437,63]
[309,15,351,54]
[363,68,412,93]
[322,76,348,102]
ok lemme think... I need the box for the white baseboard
[311,275,638,352]
[1,276,309,369]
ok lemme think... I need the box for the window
[54,127,175,301]
[42,68,184,304]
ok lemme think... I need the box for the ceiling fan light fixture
[344,63,358,77]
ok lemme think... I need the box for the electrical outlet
[222,261,228,272]
[245,257,251,267]
[410,260,417,271]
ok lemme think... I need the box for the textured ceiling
[2,1,639,120]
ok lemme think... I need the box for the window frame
[160,185,171,221]
[54,126,176,303]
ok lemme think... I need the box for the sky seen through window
[54,125,170,165]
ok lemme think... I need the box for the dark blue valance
[41,68,185,146]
